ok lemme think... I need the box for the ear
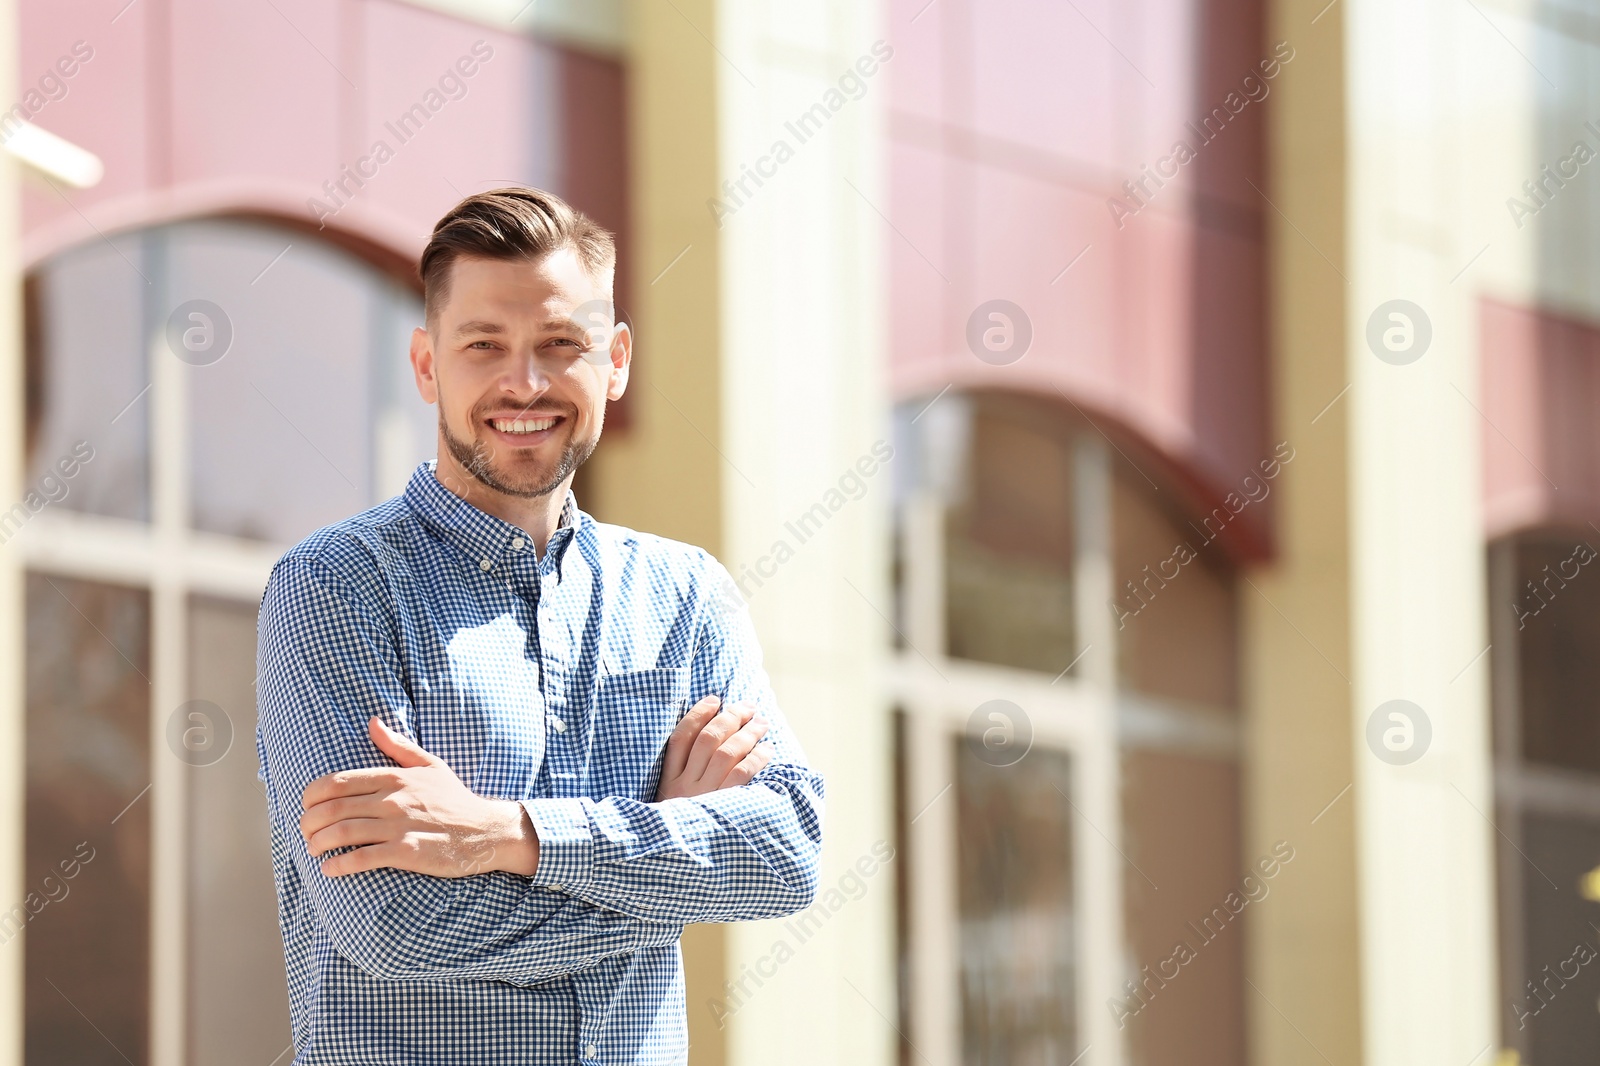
[410,325,439,405]
[606,320,632,402]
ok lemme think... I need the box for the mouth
[484,413,566,447]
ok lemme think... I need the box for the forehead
[440,248,605,320]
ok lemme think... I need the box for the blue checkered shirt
[255,460,825,1065]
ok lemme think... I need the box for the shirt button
[550,716,567,733]
[511,537,525,550]
[584,1045,597,1058]
[478,558,492,571]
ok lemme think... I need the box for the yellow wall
[598,0,729,1061]
[1246,0,1363,1061]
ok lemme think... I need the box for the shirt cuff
[521,798,594,889]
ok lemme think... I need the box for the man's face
[410,248,630,500]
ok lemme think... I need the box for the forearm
[281,811,682,985]
[520,764,824,924]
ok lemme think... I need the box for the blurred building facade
[0,0,1598,1065]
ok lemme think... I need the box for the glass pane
[942,394,1076,675]
[1509,814,1600,1057]
[186,596,292,1066]
[25,233,152,521]
[1512,534,1600,774]
[1119,751,1246,1062]
[955,738,1076,1064]
[24,573,150,1065]
[177,219,430,543]
[371,278,435,502]
[1112,458,1239,709]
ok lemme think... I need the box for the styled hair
[419,186,615,330]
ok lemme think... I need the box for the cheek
[566,368,611,425]
[439,361,494,416]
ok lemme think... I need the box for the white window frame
[891,429,1242,1066]
[14,222,425,1066]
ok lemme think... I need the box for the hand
[655,695,776,801]
[299,717,538,879]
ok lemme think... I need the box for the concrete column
[1346,0,1498,1060]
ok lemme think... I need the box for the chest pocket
[588,665,691,801]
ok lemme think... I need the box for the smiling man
[255,187,824,1065]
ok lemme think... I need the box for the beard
[440,397,601,499]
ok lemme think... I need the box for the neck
[432,449,573,559]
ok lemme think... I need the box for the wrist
[491,799,540,877]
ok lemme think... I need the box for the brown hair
[418,186,615,331]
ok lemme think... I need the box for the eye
[467,340,498,350]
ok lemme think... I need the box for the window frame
[16,218,427,1066]
[890,405,1242,1066]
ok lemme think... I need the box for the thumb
[369,716,441,769]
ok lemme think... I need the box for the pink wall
[15,0,628,307]
[1480,297,1600,540]
[887,0,1272,559]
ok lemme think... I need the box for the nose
[499,350,553,398]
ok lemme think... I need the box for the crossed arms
[255,553,824,986]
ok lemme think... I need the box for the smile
[489,417,559,435]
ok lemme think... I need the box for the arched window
[20,218,430,1064]
[891,388,1245,1064]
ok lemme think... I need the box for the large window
[891,390,1244,1066]
[1489,532,1600,1061]
[18,218,431,1065]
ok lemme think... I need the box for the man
[255,187,824,1065]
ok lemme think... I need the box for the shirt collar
[404,460,585,573]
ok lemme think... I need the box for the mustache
[475,399,576,422]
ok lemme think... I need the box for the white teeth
[492,417,556,434]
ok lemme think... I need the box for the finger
[299,794,384,840]
[700,717,769,788]
[683,705,756,783]
[719,741,776,789]
[369,716,442,769]
[662,696,723,783]
[305,817,391,859]
[302,768,396,810]
[319,839,413,878]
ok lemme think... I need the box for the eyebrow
[451,318,590,340]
